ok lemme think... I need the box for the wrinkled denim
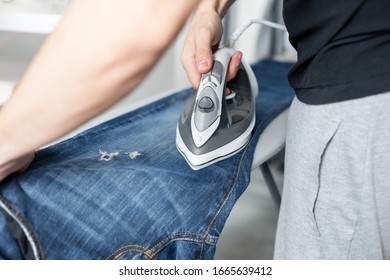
[0,60,294,260]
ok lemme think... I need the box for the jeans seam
[200,163,243,259]
[112,249,150,260]
[199,121,264,259]
[107,231,217,260]
[0,195,45,260]
[199,108,287,259]
[106,244,149,260]
[149,232,206,251]
[148,232,214,259]
[150,237,211,260]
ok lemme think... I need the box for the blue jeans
[0,60,294,260]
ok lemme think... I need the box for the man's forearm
[0,0,199,166]
[198,0,236,17]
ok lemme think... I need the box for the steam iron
[176,47,258,170]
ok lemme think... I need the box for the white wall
[124,0,294,106]
[124,0,280,105]
[0,1,190,108]
[227,0,274,63]
[0,0,293,109]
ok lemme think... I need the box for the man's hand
[0,0,200,183]
[0,153,34,182]
[181,0,241,90]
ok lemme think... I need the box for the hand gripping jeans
[0,60,294,260]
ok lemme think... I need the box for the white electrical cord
[228,19,287,47]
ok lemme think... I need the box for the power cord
[228,19,287,47]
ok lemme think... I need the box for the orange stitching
[149,232,205,252]
[106,244,149,260]
[149,237,204,259]
[112,249,151,260]
[107,231,217,260]
[198,121,267,259]
[198,160,243,259]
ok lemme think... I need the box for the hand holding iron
[177,1,258,170]
[181,0,241,90]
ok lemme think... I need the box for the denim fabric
[0,60,294,260]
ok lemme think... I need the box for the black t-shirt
[283,0,390,104]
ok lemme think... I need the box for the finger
[181,41,202,89]
[226,51,242,82]
[0,153,34,182]
[181,53,201,89]
[194,28,216,74]
[18,153,35,173]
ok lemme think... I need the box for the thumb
[196,48,213,73]
[195,31,218,74]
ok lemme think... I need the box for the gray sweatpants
[274,92,390,259]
